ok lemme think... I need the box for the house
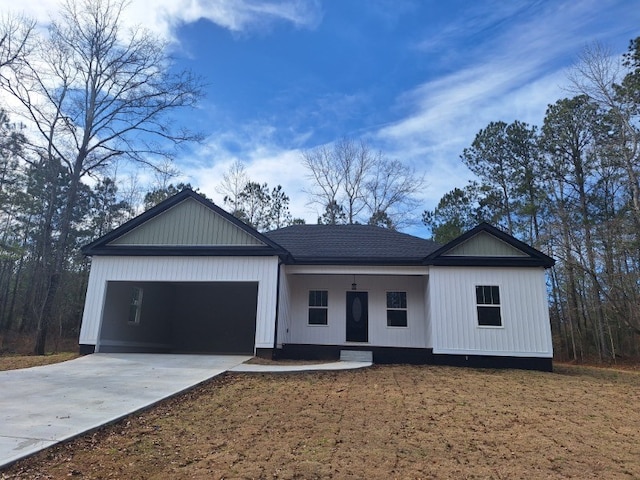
[79,190,555,371]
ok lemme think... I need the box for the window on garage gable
[386,291,408,327]
[128,286,143,324]
[308,290,328,325]
[476,285,502,327]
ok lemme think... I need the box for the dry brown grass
[0,332,79,371]
[0,352,79,371]
[2,364,640,479]
[0,331,78,357]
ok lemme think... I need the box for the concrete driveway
[0,353,250,469]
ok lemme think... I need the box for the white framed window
[308,290,328,325]
[476,285,502,327]
[128,286,143,325]
[386,291,407,327]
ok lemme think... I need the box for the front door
[346,291,368,342]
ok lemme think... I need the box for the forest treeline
[0,0,637,362]
[0,0,207,354]
[424,38,640,362]
[0,0,425,355]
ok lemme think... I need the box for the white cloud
[0,0,323,221]
[414,2,527,55]
[3,0,637,233]
[0,0,323,42]
[1,0,59,23]
[376,0,639,212]
[181,128,316,222]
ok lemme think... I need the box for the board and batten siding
[429,266,552,357]
[276,263,291,348]
[443,231,527,257]
[80,255,279,351]
[285,273,429,348]
[110,198,264,246]
[423,276,432,348]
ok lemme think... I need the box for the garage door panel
[172,283,257,354]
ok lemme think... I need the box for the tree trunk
[33,272,59,354]
[4,251,25,332]
[574,154,609,360]
[0,260,10,326]
[33,158,83,355]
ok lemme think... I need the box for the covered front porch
[275,265,432,363]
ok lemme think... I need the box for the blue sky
[5,0,640,233]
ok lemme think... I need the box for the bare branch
[0,13,35,71]
[301,138,425,227]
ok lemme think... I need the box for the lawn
[2,363,639,479]
[0,352,78,371]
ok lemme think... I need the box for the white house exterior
[80,256,280,354]
[429,267,552,357]
[79,190,555,370]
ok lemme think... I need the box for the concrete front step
[340,350,373,362]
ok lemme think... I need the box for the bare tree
[152,159,182,192]
[569,43,640,231]
[365,157,425,229]
[302,144,345,219]
[542,95,610,360]
[216,160,249,213]
[0,13,34,71]
[302,138,424,227]
[337,138,375,223]
[0,0,204,354]
[116,168,144,220]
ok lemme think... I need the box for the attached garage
[99,281,258,354]
[78,191,285,356]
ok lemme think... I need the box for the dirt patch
[0,352,78,371]
[2,364,640,479]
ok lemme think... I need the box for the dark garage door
[99,281,258,354]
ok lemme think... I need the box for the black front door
[346,291,368,342]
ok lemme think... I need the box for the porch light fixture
[352,275,357,291]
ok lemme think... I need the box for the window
[308,290,328,325]
[128,286,143,324]
[386,291,407,327]
[476,285,502,327]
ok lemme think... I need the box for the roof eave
[426,256,555,268]
[82,245,287,257]
[425,222,555,267]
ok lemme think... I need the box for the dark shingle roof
[264,224,440,265]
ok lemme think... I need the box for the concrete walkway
[230,360,371,372]
[0,353,370,469]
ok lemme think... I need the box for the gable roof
[441,230,528,257]
[425,223,555,268]
[264,224,440,265]
[82,190,287,257]
[82,191,555,268]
